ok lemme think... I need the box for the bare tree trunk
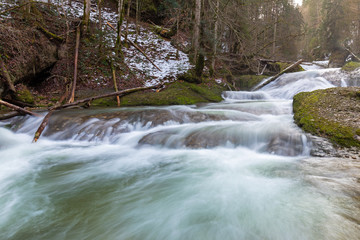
[98,0,103,51]
[68,26,81,103]
[211,0,219,71]
[125,0,131,43]
[135,0,139,42]
[272,5,278,57]
[83,0,91,32]
[116,0,125,53]
[193,0,201,58]
[176,10,179,60]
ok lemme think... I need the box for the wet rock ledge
[293,87,360,156]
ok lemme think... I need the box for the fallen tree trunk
[0,99,40,117]
[60,84,162,109]
[252,59,303,91]
[258,58,293,64]
[31,84,162,142]
[106,21,162,71]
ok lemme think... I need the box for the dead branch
[106,21,162,71]
[0,99,40,117]
[252,59,303,91]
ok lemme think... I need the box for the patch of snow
[60,0,192,86]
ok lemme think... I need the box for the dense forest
[0,0,360,106]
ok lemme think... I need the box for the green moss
[120,81,226,106]
[91,97,119,107]
[293,90,360,148]
[341,61,360,72]
[275,62,305,73]
[232,75,268,90]
[16,87,34,104]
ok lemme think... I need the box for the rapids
[0,66,359,239]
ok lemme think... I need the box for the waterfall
[0,66,359,239]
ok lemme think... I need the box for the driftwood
[252,59,303,91]
[0,99,40,117]
[68,26,81,103]
[106,21,162,71]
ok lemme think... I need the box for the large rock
[0,23,58,86]
[328,48,348,68]
[293,87,360,148]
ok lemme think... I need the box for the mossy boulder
[231,75,269,90]
[293,87,360,148]
[91,81,226,107]
[178,70,202,84]
[15,85,35,104]
[270,62,305,73]
[341,61,360,72]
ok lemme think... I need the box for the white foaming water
[0,67,359,239]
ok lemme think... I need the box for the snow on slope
[0,0,192,86]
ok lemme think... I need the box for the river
[0,67,359,239]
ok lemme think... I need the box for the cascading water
[0,66,359,239]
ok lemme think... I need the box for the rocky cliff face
[0,23,59,93]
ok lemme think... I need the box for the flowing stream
[0,67,359,239]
